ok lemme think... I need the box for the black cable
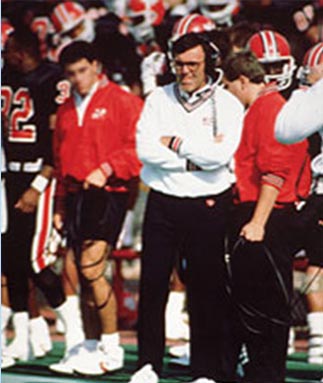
[226,237,291,333]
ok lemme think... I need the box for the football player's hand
[141,51,166,77]
[15,188,40,213]
[141,51,166,95]
[240,221,265,242]
[53,213,64,231]
[83,168,107,189]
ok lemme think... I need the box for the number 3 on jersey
[1,86,37,143]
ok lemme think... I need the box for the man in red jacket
[223,50,311,383]
[52,41,142,376]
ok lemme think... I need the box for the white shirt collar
[178,77,213,104]
[73,81,99,126]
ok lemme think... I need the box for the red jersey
[235,88,311,204]
[54,76,143,197]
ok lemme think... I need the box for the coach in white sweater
[132,33,244,383]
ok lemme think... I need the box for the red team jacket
[54,76,143,198]
[234,88,311,204]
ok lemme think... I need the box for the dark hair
[228,21,259,51]
[205,29,231,63]
[7,27,41,59]
[59,41,97,67]
[171,32,219,78]
[223,50,265,84]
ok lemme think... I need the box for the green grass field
[2,342,322,383]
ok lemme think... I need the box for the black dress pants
[138,188,239,382]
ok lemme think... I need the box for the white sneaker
[6,338,32,361]
[100,344,124,373]
[308,335,323,364]
[187,379,216,383]
[128,364,159,383]
[74,343,124,376]
[29,317,52,358]
[1,354,15,369]
[169,343,190,358]
[169,343,190,366]
[170,355,190,366]
[49,342,88,375]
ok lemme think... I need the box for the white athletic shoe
[128,364,159,383]
[187,379,216,383]
[6,338,32,361]
[170,355,190,367]
[1,354,15,369]
[100,344,124,373]
[169,343,190,358]
[74,343,124,376]
[49,342,88,375]
[29,317,52,358]
[169,343,190,366]
[308,335,323,364]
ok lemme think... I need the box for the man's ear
[239,74,250,89]
[92,59,100,73]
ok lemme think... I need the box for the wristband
[31,174,49,193]
[168,136,183,153]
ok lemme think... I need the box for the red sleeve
[102,91,143,180]
[254,96,292,191]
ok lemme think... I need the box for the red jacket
[235,89,311,204]
[54,76,143,197]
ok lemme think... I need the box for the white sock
[12,312,29,346]
[29,316,44,329]
[55,295,85,350]
[101,333,120,349]
[83,339,98,351]
[12,311,29,339]
[166,291,185,316]
[307,312,323,336]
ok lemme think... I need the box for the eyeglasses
[173,60,205,72]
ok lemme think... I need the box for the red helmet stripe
[261,30,279,59]
[308,43,323,67]
[56,4,69,25]
[178,14,197,35]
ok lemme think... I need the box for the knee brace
[77,240,109,284]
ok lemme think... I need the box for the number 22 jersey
[1,61,69,167]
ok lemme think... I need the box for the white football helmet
[125,0,165,43]
[198,0,240,27]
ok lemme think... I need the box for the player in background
[1,27,84,366]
